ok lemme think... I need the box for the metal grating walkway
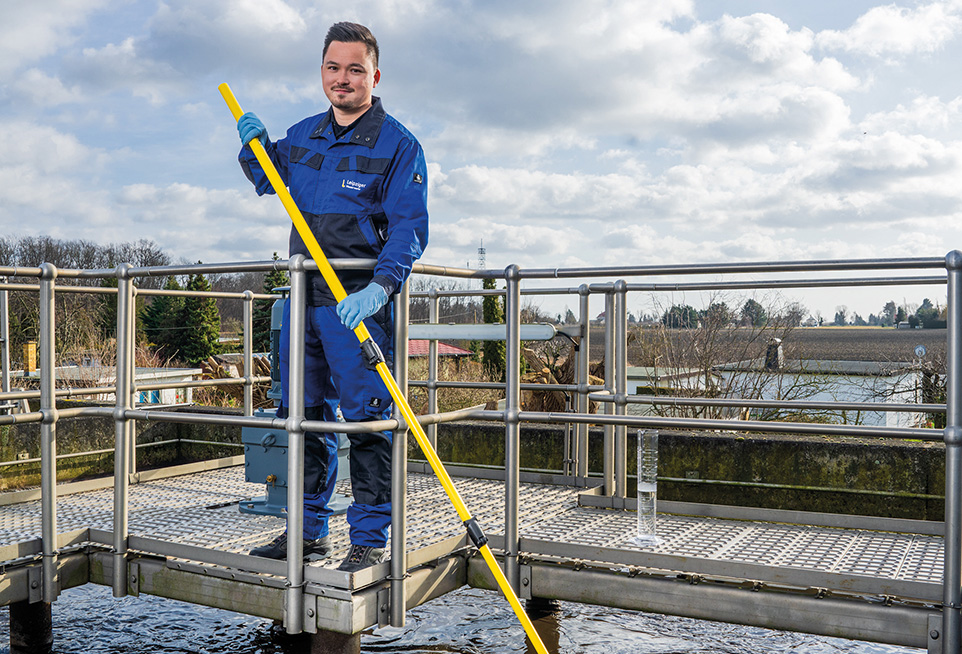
[523,505,943,585]
[0,466,944,596]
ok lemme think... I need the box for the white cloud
[4,0,962,322]
[860,95,962,135]
[817,1,962,57]
[114,183,289,261]
[7,69,85,106]
[0,0,112,77]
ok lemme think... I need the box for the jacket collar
[310,96,386,148]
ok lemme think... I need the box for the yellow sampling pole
[219,83,548,654]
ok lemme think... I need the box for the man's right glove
[237,112,268,147]
[336,282,389,330]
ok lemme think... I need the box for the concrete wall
[2,403,945,521]
[421,422,945,521]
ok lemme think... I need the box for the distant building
[626,366,717,394]
[407,340,473,358]
[12,366,202,405]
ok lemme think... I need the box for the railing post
[112,264,134,597]
[243,290,254,417]
[504,264,522,591]
[943,249,962,654]
[285,254,307,634]
[391,280,410,627]
[603,289,615,495]
[39,263,59,602]
[614,280,628,499]
[1,276,10,396]
[576,285,590,483]
[427,288,439,450]
[127,285,137,478]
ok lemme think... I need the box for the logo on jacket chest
[342,178,367,192]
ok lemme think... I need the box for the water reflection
[0,584,925,654]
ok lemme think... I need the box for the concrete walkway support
[310,630,361,654]
[9,601,52,654]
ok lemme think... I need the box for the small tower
[477,239,486,271]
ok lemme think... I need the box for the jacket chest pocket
[287,145,327,212]
[334,155,391,204]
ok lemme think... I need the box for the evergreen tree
[740,299,768,327]
[482,278,505,381]
[881,300,897,326]
[142,276,185,358]
[177,267,221,365]
[253,253,289,353]
[662,304,698,329]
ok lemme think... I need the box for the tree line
[0,236,286,368]
[832,299,945,328]
[658,296,948,330]
[660,298,805,329]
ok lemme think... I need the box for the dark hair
[323,22,379,69]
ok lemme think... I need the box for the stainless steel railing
[0,253,956,649]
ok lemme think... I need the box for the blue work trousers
[278,300,394,547]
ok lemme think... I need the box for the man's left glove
[336,282,389,330]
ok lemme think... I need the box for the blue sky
[3,0,961,322]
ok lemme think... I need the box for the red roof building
[408,340,473,358]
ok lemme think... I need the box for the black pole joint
[360,338,384,371]
[463,517,488,548]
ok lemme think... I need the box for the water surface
[0,584,924,654]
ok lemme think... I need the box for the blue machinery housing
[0,253,959,652]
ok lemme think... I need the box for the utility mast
[477,240,486,289]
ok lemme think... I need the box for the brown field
[587,325,947,368]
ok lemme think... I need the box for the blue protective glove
[336,282,389,330]
[237,111,268,147]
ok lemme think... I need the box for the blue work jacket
[239,97,429,305]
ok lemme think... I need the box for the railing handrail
[1,251,957,648]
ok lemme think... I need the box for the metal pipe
[518,410,941,440]
[407,323,556,341]
[0,265,44,277]
[391,280,410,627]
[127,285,137,478]
[1,277,9,395]
[411,262,480,278]
[112,265,133,597]
[243,290,254,417]
[943,249,962,654]
[139,376,271,391]
[517,256,944,279]
[0,281,276,301]
[576,284,590,482]
[121,407,400,433]
[407,380,597,392]
[607,393,945,414]
[614,280,628,498]
[285,255,307,634]
[0,376,270,405]
[38,264,59,602]
[405,273,945,299]
[127,259,310,278]
[427,288,439,450]
[603,291,615,495]
[621,275,947,292]
[504,265,522,591]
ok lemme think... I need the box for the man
[235,22,429,572]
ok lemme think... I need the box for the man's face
[322,41,380,119]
